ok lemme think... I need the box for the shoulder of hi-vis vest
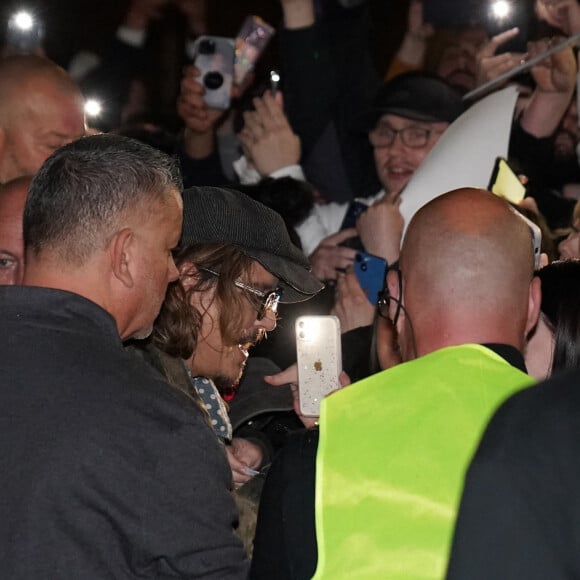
[313,344,534,580]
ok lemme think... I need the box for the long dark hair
[152,243,257,359]
[538,259,580,373]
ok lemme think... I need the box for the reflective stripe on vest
[313,344,534,579]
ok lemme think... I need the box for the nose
[558,232,579,259]
[387,132,407,154]
[256,307,277,332]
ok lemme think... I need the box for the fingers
[225,445,252,485]
[481,52,526,80]
[338,371,351,388]
[338,269,367,300]
[230,437,262,470]
[479,27,520,59]
[264,363,298,386]
[327,227,358,244]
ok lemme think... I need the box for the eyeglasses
[368,124,443,149]
[202,268,283,320]
[377,268,403,326]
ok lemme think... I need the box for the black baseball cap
[180,186,324,303]
[359,72,465,131]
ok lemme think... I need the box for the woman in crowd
[526,259,580,379]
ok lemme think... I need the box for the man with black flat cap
[147,186,323,490]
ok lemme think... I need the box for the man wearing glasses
[295,72,464,266]
[145,186,323,488]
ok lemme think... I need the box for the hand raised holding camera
[177,65,231,159]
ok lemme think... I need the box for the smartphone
[354,252,388,304]
[296,316,342,417]
[234,16,275,86]
[488,157,526,204]
[194,36,235,110]
[339,200,368,251]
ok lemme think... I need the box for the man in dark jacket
[0,134,249,579]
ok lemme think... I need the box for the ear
[386,269,400,301]
[179,261,200,290]
[525,275,542,336]
[0,127,7,169]
[109,228,135,289]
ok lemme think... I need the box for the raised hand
[238,91,301,176]
[475,27,523,88]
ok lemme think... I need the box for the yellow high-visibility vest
[313,344,533,579]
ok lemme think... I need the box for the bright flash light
[84,99,103,118]
[491,0,512,20]
[11,11,34,31]
[270,70,280,83]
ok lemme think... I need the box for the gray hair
[24,134,182,264]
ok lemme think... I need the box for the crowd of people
[2,0,580,578]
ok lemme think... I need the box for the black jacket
[447,368,580,580]
[0,286,249,579]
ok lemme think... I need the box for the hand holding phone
[296,316,342,417]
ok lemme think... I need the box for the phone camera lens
[204,71,224,90]
[299,331,305,339]
[199,39,216,55]
[361,263,367,271]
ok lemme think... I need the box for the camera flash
[10,11,34,31]
[490,0,511,20]
[84,99,103,118]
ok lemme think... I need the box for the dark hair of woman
[153,243,259,360]
[537,259,580,373]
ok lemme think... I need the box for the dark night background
[0,0,538,122]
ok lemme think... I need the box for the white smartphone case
[296,315,342,417]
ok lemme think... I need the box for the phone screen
[488,157,526,204]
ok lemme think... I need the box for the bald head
[0,176,31,285]
[0,55,85,183]
[393,188,539,357]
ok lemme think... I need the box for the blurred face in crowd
[188,260,278,390]
[0,177,29,285]
[0,74,85,183]
[124,189,182,340]
[436,28,487,93]
[558,218,580,259]
[370,114,448,197]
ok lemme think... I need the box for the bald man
[0,176,30,284]
[251,188,541,580]
[0,55,86,183]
